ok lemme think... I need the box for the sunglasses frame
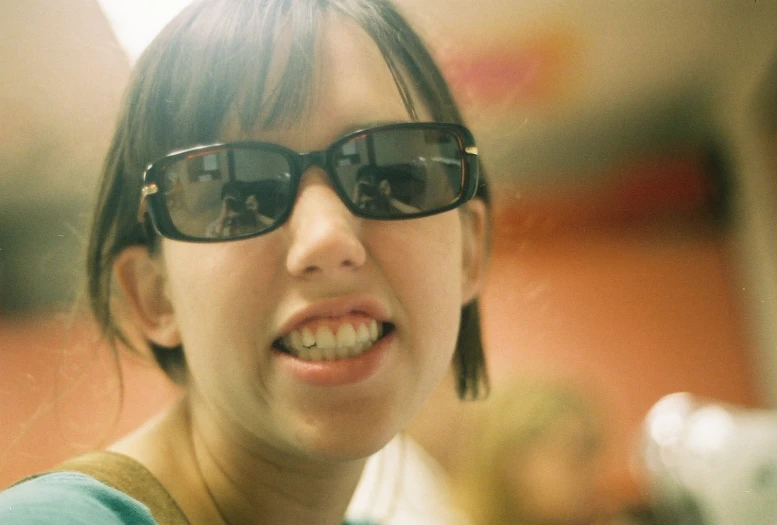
[139,122,479,243]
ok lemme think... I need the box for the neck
[114,397,366,525]
[189,402,364,525]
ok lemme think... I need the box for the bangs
[233,1,319,131]
[126,0,431,169]
[128,0,320,164]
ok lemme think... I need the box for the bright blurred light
[97,0,193,62]
[684,406,735,456]
[647,392,694,447]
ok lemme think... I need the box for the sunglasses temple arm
[137,183,159,223]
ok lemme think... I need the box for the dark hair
[87,0,491,398]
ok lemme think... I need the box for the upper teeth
[282,320,382,361]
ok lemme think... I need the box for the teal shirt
[0,472,156,524]
[0,473,376,524]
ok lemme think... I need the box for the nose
[286,169,367,278]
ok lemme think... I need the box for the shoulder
[0,472,157,525]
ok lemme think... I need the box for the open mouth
[274,320,394,361]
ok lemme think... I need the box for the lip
[275,295,391,340]
[275,331,394,387]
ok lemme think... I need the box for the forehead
[222,15,429,149]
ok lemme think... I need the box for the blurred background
[1,0,777,521]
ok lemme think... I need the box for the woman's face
[126,17,486,462]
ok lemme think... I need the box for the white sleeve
[346,435,471,525]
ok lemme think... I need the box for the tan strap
[56,451,190,525]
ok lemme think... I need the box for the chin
[289,412,402,463]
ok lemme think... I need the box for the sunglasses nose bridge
[297,151,327,174]
[296,150,348,203]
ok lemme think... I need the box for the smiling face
[116,15,486,463]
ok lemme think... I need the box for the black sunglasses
[138,122,479,242]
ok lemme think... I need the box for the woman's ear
[113,245,181,348]
[460,199,489,305]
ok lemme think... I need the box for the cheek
[161,240,282,361]
[369,214,464,353]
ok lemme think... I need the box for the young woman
[0,0,490,523]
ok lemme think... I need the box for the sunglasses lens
[332,127,466,218]
[158,147,293,239]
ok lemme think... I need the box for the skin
[112,15,487,525]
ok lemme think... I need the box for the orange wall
[476,197,759,503]
[0,317,179,489]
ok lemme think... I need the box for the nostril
[301,256,358,276]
